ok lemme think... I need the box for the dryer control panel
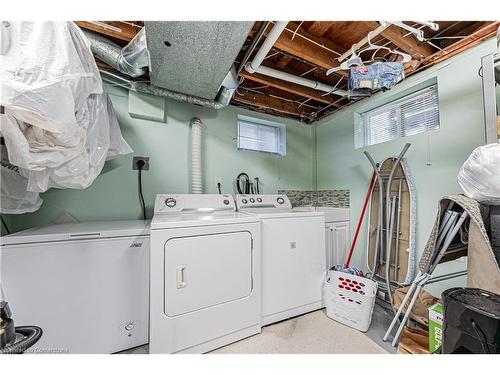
[235,194,292,210]
[154,194,236,214]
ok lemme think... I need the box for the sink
[292,206,350,222]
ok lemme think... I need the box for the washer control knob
[257,197,262,203]
[242,199,248,204]
[223,199,230,205]
[277,197,285,205]
[125,323,135,331]
[165,197,177,208]
[249,198,255,203]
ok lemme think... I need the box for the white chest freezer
[0,220,150,354]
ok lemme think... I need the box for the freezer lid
[0,220,151,246]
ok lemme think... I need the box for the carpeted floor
[210,309,387,354]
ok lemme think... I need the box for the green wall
[8,83,314,232]
[5,38,497,295]
[315,38,497,295]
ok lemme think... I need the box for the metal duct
[82,29,148,78]
[144,21,253,99]
[100,70,236,110]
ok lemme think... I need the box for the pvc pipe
[253,66,348,96]
[244,21,347,98]
[191,118,203,194]
[247,21,288,73]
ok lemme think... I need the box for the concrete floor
[122,307,391,354]
[211,309,386,354]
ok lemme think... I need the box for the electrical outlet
[215,176,223,188]
[133,156,150,170]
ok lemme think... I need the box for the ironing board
[366,157,417,286]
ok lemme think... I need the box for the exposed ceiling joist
[422,21,499,65]
[233,90,313,119]
[307,21,336,37]
[365,21,434,60]
[276,55,293,68]
[240,70,340,106]
[75,21,141,42]
[252,22,347,75]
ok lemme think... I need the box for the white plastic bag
[0,21,132,199]
[25,92,132,192]
[457,143,500,205]
[0,144,42,214]
[0,21,102,171]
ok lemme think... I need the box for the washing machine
[149,194,261,354]
[236,194,326,325]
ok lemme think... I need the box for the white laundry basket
[324,270,378,332]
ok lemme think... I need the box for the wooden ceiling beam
[75,21,141,42]
[249,22,346,74]
[407,21,499,76]
[365,21,434,60]
[424,21,498,65]
[307,21,336,37]
[233,90,313,118]
[275,55,293,69]
[240,70,340,106]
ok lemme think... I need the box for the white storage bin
[324,270,377,332]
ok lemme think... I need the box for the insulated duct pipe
[82,29,148,78]
[190,118,203,194]
[244,21,347,97]
[100,70,235,110]
[86,28,238,109]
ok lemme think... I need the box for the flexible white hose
[190,118,203,194]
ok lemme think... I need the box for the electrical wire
[138,167,147,220]
[1,216,10,235]
[471,319,491,354]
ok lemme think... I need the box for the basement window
[355,85,440,148]
[237,115,286,156]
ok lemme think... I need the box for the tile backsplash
[278,189,350,208]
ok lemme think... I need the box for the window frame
[236,115,287,156]
[355,85,440,149]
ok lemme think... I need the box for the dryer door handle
[177,265,187,289]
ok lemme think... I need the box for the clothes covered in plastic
[457,143,500,205]
[0,142,42,214]
[348,62,405,97]
[0,21,132,214]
